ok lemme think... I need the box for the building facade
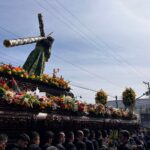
[107,99,150,128]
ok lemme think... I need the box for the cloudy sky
[0,0,150,103]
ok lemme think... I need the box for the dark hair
[96,130,102,138]
[37,37,54,50]
[44,131,54,142]
[76,130,83,138]
[102,130,108,138]
[66,131,74,139]
[83,128,90,137]
[30,131,40,142]
[120,130,130,139]
[90,130,95,139]
[0,134,8,143]
[17,133,30,143]
[58,132,65,139]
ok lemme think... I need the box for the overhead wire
[53,54,123,88]
[0,55,20,66]
[0,46,24,63]
[45,0,145,78]
[0,25,122,87]
[70,84,117,98]
[0,17,124,89]
[42,0,147,98]
[0,48,117,97]
[0,49,117,98]
[0,23,145,100]
[0,1,145,101]
[0,41,142,99]
[0,48,119,98]
[0,26,21,38]
[0,26,120,98]
[33,1,126,88]
[0,49,122,96]
[41,0,122,61]
[34,0,145,89]
[33,0,146,90]
[0,13,144,99]
[34,0,105,51]
[0,6,143,99]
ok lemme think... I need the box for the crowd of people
[0,128,150,150]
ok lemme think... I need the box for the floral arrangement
[0,64,70,90]
[122,88,136,108]
[0,78,137,120]
[95,89,108,105]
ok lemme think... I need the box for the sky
[0,0,150,103]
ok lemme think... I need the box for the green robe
[23,37,54,76]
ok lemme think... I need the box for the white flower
[52,103,57,110]
[64,96,73,102]
[27,90,34,96]
[24,98,29,103]
[5,91,15,98]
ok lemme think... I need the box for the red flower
[78,103,85,112]
[60,103,65,109]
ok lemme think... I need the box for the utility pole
[115,96,118,108]
[143,81,150,99]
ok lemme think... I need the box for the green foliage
[0,87,6,98]
[22,93,39,107]
[122,88,136,107]
[95,89,108,105]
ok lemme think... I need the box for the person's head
[102,130,108,138]
[37,37,54,50]
[30,131,40,145]
[57,132,65,144]
[76,130,84,141]
[90,130,96,139]
[83,128,90,138]
[17,133,30,149]
[119,130,130,144]
[129,137,135,145]
[44,131,54,144]
[96,130,102,139]
[66,131,74,142]
[0,134,8,150]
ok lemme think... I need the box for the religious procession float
[0,14,139,137]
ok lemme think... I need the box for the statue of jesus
[23,36,54,76]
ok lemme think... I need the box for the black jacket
[28,144,41,150]
[74,139,86,150]
[92,139,99,150]
[42,143,51,150]
[117,142,131,150]
[6,143,20,150]
[65,142,77,150]
[83,138,94,150]
[56,143,65,150]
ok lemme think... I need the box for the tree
[95,89,107,105]
[122,88,136,110]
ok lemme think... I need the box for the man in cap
[118,130,131,150]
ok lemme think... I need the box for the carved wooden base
[0,106,139,141]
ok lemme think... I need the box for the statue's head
[47,36,54,43]
[36,36,54,50]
